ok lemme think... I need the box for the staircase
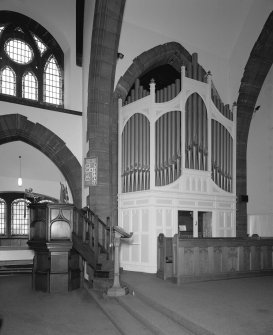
[72,207,114,289]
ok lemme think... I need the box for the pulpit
[28,203,78,293]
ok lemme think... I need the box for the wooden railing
[72,207,113,270]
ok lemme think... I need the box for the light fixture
[18,155,22,187]
[117,52,124,59]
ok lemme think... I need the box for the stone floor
[0,275,119,335]
[1,273,273,335]
[121,271,273,335]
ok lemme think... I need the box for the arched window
[22,71,38,100]
[0,198,7,235]
[11,198,30,235]
[0,11,64,107]
[44,56,62,105]
[0,66,16,96]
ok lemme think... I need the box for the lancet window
[0,198,7,235]
[11,199,30,236]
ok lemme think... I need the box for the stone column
[86,0,126,223]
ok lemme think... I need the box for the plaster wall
[0,141,72,202]
[0,0,82,201]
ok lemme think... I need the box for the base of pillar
[107,286,127,297]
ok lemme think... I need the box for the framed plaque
[84,157,98,187]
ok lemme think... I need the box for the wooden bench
[0,248,34,275]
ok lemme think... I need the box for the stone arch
[236,11,273,236]
[0,114,82,208]
[115,42,197,101]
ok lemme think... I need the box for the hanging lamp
[18,155,22,187]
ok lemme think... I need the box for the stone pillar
[86,0,126,223]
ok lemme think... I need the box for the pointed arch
[236,11,273,236]
[0,11,64,107]
[0,114,82,208]
[115,42,196,101]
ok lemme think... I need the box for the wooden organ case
[118,53,237,273]
[28,203,80,292]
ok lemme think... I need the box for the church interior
[0,0,273,334]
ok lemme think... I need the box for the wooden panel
[174,237,273,283]
[213,247,222,273]
[184,247,194,275]
[261,245,272,269]
[199,247,209,274]
[51,252,68,273]
[251,246,261,271]
[50,274,68,293]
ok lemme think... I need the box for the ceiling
[123,0,264,60]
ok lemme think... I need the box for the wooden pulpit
[28,203,79,293]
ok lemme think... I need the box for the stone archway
[115,41,195,100]
[0,114,82,208]
[236,11,273,236]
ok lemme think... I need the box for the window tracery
[0,12,64,107]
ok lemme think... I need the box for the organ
[118,53,236,273]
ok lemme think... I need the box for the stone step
[91,278,113,292]
[117,293,194,335]
[88,289,155,335]
[123,284,215,335]
[87,278,214,335]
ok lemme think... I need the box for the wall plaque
[84,157,98,186]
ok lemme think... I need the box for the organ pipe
[211,120,233,192]
[122,114,150,192]
[155,111,182,186]
[185,93,208,171]
[121,73,233,194]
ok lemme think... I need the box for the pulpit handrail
[73,207,113,269]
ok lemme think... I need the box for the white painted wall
[0,141,72,201]
[0,0,82,203]
[116,0,273,105]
